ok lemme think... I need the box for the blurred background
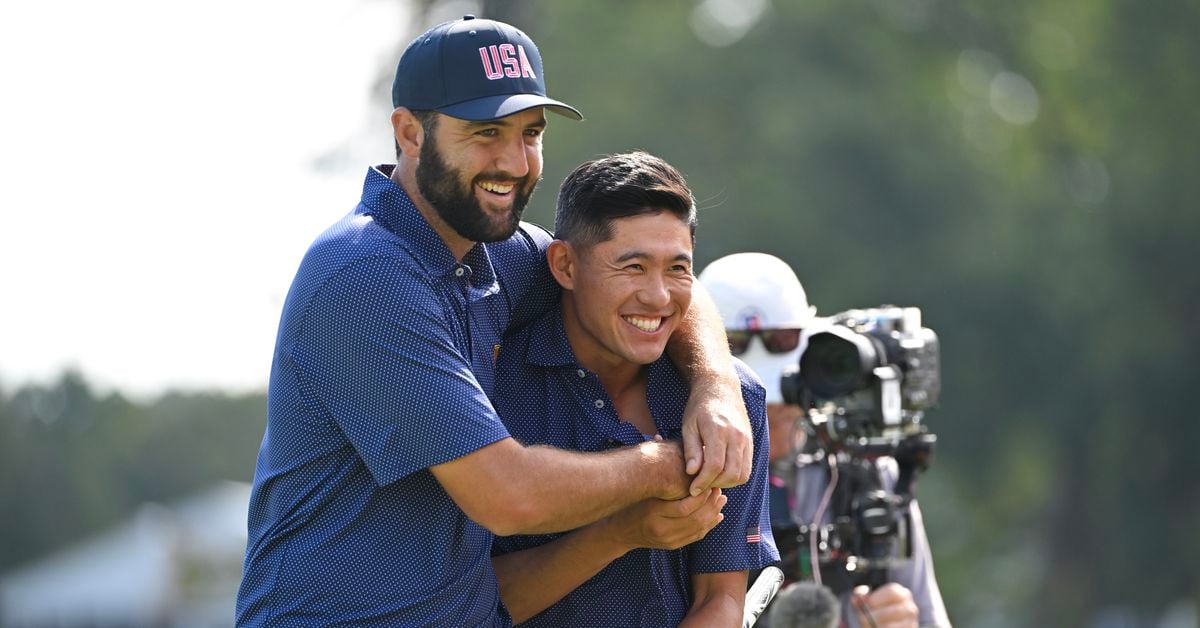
[1,0,1197,626]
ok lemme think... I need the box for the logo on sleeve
[479,44,537,80]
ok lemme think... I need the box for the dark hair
[554,151,696,249]
[395,110,440,161]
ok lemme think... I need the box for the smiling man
[237,17,754,627]
[490,152,778,627]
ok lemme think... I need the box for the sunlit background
[2,0,1197,626]
[1,0,405,397]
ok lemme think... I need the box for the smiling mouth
[478,180,515,195]
[623,315,664,333]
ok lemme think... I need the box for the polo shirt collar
[361,165,498,292]
[525,306,686,437]
[526,306,581,368]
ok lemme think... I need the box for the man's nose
[494,134,531,179]
[638,274,672,308]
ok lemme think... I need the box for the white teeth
[479,181,514,194]
[624,316,662,332]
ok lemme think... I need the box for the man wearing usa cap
[700,253,951,628]
[236,17,753,627]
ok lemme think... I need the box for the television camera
[776,306,940,594]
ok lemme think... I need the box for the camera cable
[808,452,838,588]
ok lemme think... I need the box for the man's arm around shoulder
[669,283,756,493]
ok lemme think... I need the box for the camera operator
[699,253,950,628]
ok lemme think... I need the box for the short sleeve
[291,255,511,486]
[688,363,780,573]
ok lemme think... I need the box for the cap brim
[437,93,583,122]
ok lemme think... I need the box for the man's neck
[390,162,475,260]
[559,298,657,435]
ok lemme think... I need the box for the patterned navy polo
[236,166,557,626]
[491,307,779,627]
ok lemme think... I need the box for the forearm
[680,571,747,628]
[664,283,753,490]
[493,521,629,624]
[678,589,743,628]
[505,443,688,533]
[666,282,737,385]
[432,437,690,536]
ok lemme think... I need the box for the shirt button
[594,399,605,409]
[577,369,586,378]
[454,267,465,277]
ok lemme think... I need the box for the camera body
[775,306,940,593]
[780,305,939,439]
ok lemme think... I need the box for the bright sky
[0,0,412,397]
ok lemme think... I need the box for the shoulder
[287,222,446,338]
[298,212,433,291]
[731,358,766,396]
[487,221,554,264]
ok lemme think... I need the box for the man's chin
[473,217,523,243]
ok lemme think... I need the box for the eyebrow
[613,251,693,264]
[463,116,547,130]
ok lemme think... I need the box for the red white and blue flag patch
[746,525,761,544]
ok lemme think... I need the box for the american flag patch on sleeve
[746,525,761,544]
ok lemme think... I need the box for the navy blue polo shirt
[491,308,779,627]
[236,166,557,626]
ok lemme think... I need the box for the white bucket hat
[698,252,816,403]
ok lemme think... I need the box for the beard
[415,134,538,243]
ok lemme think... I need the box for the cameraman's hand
[852,583,919,628]
[602,489,726,553]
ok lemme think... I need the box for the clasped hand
[604,488,727,552]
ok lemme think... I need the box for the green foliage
[0,372,266,572]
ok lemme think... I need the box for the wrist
[592,514,636,556]
[687,368,735,388]
[637,439,689,500]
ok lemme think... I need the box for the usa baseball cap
[392,15,583,121]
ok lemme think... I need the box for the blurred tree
[0,374,266,572]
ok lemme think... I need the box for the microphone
[764,581,841,628]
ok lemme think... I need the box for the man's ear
[392,107,425,159]
[546,240,577,291]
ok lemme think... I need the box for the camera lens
[800,327,878,400]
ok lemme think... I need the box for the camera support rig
[795,412,937,593]
[775,305,941,594]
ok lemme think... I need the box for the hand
[851,583,919,628]
[681,380,753,495]
[603,489,727,552]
